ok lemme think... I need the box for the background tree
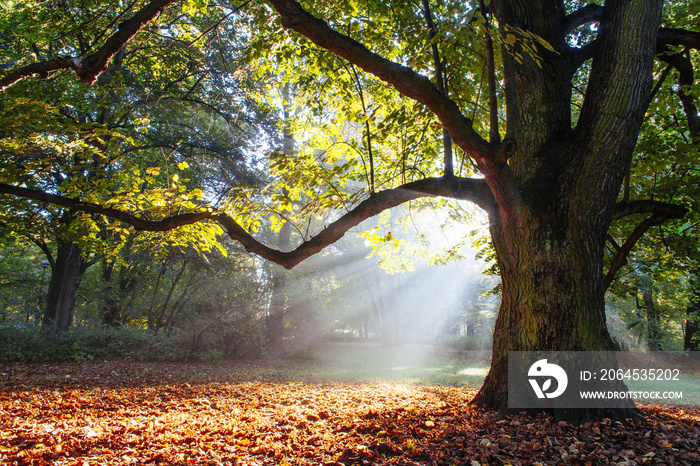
[685,269,700,352]
[0,0,274,334]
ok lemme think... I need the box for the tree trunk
[42,240,83,334]
[146,264,166,331]
[685,269,700,353]
[642,289,662,351]
[153,260,188,334]
[465,314,476,338]
[267,220,292,354]
[267,267,287,352]
[101,261,122,326]
[267,83,295,354]
[101,245,137,327]
[684,306,699,353]
[472,203,630,419]
[468,0,662,423]
[362,310,369,339]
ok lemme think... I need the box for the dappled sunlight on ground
[1,360,699,465]
[457,367,489,377]
[302,343,491,387]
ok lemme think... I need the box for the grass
[618,352,700,407]
[279,344,700,407]
[279,342,491,388]
[2,340,697,408]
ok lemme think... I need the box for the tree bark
[101,261,119,326]
[472,193,629,418]
[467,0,662,422]
[642,290,662,351]
[267,271,287,353]
[685,269,700,353]
[42,240,83,334]
[102,260,138,327]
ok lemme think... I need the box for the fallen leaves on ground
[0,361,698,465]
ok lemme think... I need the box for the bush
[0,325,191,362]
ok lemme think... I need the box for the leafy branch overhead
[0,176,493,269]
[0,0,177,90]
[0,0,696,261]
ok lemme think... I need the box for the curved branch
[266,0,494,164]
[0,183,213,231]
[605,201,687,290]
[604,216,660,291]
[656,46,700,139]
[560,4,603,70]
[612,200,687,221]
[216,177,495,269]
[0,0,176,91]
[562,4,603,38]
[0,58,83,90]
[0,177,495,270]
[658,28,700,50]
[653,28,700,140]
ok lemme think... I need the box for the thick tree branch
[570,0,663,219]
[654,28,700,141]
[0,58,84,90]
[657,46,700,139]
[562,4,603,38]
[605,201,687,290]
[266,0,494,164]
[562,3,602,70]
[0,183,213,231]
[0,0,176,91]
[564,15,700,74]
[658,28,700,50]
[604,216,662,291]
[612,200,687,221]
[0,177,495,270]
[216,177,496,269]
[577,2,662,131]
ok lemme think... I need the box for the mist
[266,200,499,383]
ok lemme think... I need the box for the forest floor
[1,344,699,465]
